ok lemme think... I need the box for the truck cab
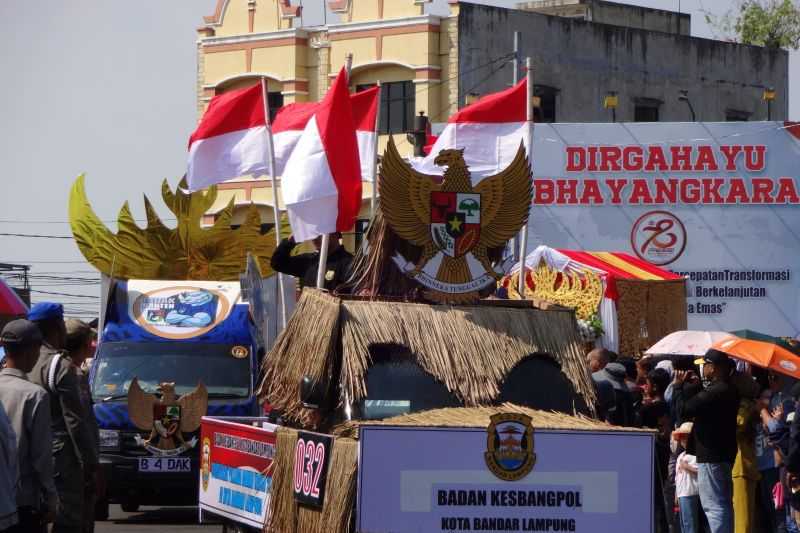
[91,280,259,515]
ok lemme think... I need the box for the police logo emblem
[484,413,536,481]
[201,437,211,492]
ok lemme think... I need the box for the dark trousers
[5,507,46,533]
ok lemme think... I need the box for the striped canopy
[555,250,682,300]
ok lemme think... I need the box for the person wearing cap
[595,361,634,427]
[674,348,739,533]
[673,422,700,533]
[0,319,58,533]
[586,348,616,423]
[27,303,93,533]
[270,232,353,291]
[64,319,101,533]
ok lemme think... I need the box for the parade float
[69,175,292,516]
[198,139,657,533]
[502,246,687,357]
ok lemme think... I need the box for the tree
[705,0,800,50]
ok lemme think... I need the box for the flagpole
[261,77,287,328]
[316,53,354,290]
[511,32,521,263]
[517,57,532,300]
[370,80,382,219]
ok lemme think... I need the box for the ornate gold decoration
[507,264,603,320]
[379,138,532,303]
[69,174,290,281]
[128,378,208,455]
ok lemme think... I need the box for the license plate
[138,457,191,473]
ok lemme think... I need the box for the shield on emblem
[154,404,181,438]
[430,192,481,258]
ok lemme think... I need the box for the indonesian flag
[187,83,269,191]
[271,87,379,181]
[187,83,379,191]
[413,79,529,181]
[281,68,362,242]
[351,86,380,182]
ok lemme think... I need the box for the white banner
[527,121,800,337]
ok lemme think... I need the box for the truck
[90,279,262,518]
[198,289,658,533]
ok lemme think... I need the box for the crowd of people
[589,346,800,533]
[0,302,101,533]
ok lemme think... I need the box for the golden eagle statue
[128,378,208,453]
[379,137,532,302]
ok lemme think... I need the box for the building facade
[196,0,460,239]
[195,0,789,234]
[463,1,789,123]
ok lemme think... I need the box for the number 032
[293,438,325,498]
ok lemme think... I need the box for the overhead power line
[30,289,99,299]
[0,233,73,239]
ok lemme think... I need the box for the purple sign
[357,425,654,533]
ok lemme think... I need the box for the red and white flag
[413,79,529,181]
[351,86,380,182]
[271,87,380,180]
[187,84,269,191]
[281,68,362,242]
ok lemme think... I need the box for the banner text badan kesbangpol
[528,122,800,337]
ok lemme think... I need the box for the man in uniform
[64,319,101,533]
[271,232,353,291]
[27,303,95,533]
[0,319,57,533]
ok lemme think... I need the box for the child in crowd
[674,422,701,533]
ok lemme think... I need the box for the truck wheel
[121,501,140,513]
[95,498,109,521]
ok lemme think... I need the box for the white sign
[357,424,654,533]
[528,121,800,337]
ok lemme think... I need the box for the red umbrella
[0,278,28,317]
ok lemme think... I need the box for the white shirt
[676,451,699,498]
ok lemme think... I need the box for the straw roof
[334,403,650,438]
[259,289,597,426]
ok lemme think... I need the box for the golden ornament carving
[69,174,290,281]
[507,264,603,320]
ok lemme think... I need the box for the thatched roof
[334,403,648,438]
[259,289,597,426]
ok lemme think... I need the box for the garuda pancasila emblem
[379,137,532,302]
[128,378,208,456]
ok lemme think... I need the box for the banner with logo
[357,422,654,533]
[127,280,241,340]
[528,122,800,337]
[199,417,276,529]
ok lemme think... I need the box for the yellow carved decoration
[506,264,603,320]
[69,174,290,281]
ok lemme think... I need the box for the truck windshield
[356,351,462,420]
[91,342,250,401]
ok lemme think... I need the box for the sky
[0,0,797,317]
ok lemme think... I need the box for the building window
[216,82,283,122]
[533,85,558,123]
[634,98,661,122]
[725,109,750,122]
[357,81,415,134]
[267,92,284,122]
[354,219,370,250]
